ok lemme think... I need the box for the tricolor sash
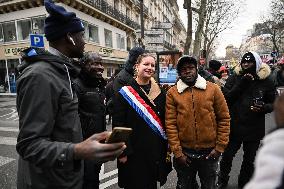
[119,86,167,140]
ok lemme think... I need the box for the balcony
[81,0,140,30]
[132,0,149,16]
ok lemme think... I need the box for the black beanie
[209,60,222,71]
[124,47,145,74]
[44,0,85,41]
[177,56,197,75]
[241,52,256,64]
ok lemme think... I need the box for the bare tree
[201,0,242,60]
[192,0,207,58]
[261,0,284,54]
[183,0,193,55]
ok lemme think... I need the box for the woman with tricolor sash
[112,53,172,189]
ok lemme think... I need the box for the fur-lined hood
[176,74,207,93]
[234,63,271,80]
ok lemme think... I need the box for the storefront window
[104,29,112,48]
[107,67,113,77]
[89,24,99,43]
[0,60,7,93]
[0,24,3,43]
[7,59,19,93]
[32,16,45,34]
[3,21,16,42]
[17,19,31,41]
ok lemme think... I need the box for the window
[107,67,113,77]
[3,22,16,42]
[89,24,99,43]
[17,19,31,41]
[32,17,45,34]
[104,29,112,48]
[116,33,125,49]
[0,24,3,42]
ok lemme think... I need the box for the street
[0,96,276,189]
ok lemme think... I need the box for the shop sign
[99,47,113,56]
[4,47,28,57]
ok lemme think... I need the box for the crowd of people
[15,1,284,189]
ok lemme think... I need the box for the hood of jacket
[176,74,207,93]
[234,61,271,80]
[19,47,80,77]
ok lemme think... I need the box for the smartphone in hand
[105,127,132,143]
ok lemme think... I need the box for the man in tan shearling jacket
[165,56,230,189]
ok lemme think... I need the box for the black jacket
[112,68,135,93]
[113,78,170,188]
[223,63,276,141]
[73,73,106,139]
[16,48,83,189]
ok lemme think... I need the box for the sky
[177,0,272,57]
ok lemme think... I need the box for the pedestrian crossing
[0,125,118,189]
[0,108,18,121]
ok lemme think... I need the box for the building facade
[0,0,186,93]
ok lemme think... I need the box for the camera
[253,97,264,106]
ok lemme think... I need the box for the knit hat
[177,56,197,75]
[124,47,145,74]
[241,51,262,73]
[209,60,222,71]
[44,0,85,41]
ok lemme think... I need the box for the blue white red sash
[119,86,167,140]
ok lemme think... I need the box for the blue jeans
[174,152,218,189]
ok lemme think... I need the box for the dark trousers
[174,157,219,189]
[83,160,102,189]
[124,183,157,189]
[219,140,260,188]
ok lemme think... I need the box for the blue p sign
[30,34,44,48]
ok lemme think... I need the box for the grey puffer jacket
[16,47,83,189]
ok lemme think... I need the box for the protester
[270,61,284,95]
[73,52,106,189]
[113,53,171,189]
[217,51,276,189]
[244,93,284,189]
[113,47,145,93]
[16,1,125,188]
[105,69,121,124]
[208,59,222,79]
[165,56,230,189]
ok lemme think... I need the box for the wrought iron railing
[81,0,141,29]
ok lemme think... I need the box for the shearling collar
[177,74,207,93]
[234,63,271,80]
[148,77,161,100]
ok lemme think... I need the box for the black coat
[16,48,83,189]
[112,79,170,188]
[223,63,276,141]
[112,68,135,93]
[73,73,106,139]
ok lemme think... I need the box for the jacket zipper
[190,88,198,148]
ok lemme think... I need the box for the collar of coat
[136,77,161,101]
[234,63,271,80]
[177,74,207,93]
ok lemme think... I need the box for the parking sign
[30,34,44,48]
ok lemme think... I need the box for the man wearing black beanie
[217,51,276,189]
[16,1,126,189]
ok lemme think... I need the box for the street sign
[30,34,44,48]
[151,22,172,29]
[271,51,278,57]
[145,36,164,44]
[144,30,164,35]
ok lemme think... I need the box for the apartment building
[0,0,185,93]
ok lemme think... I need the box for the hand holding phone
[105,127,132,143]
